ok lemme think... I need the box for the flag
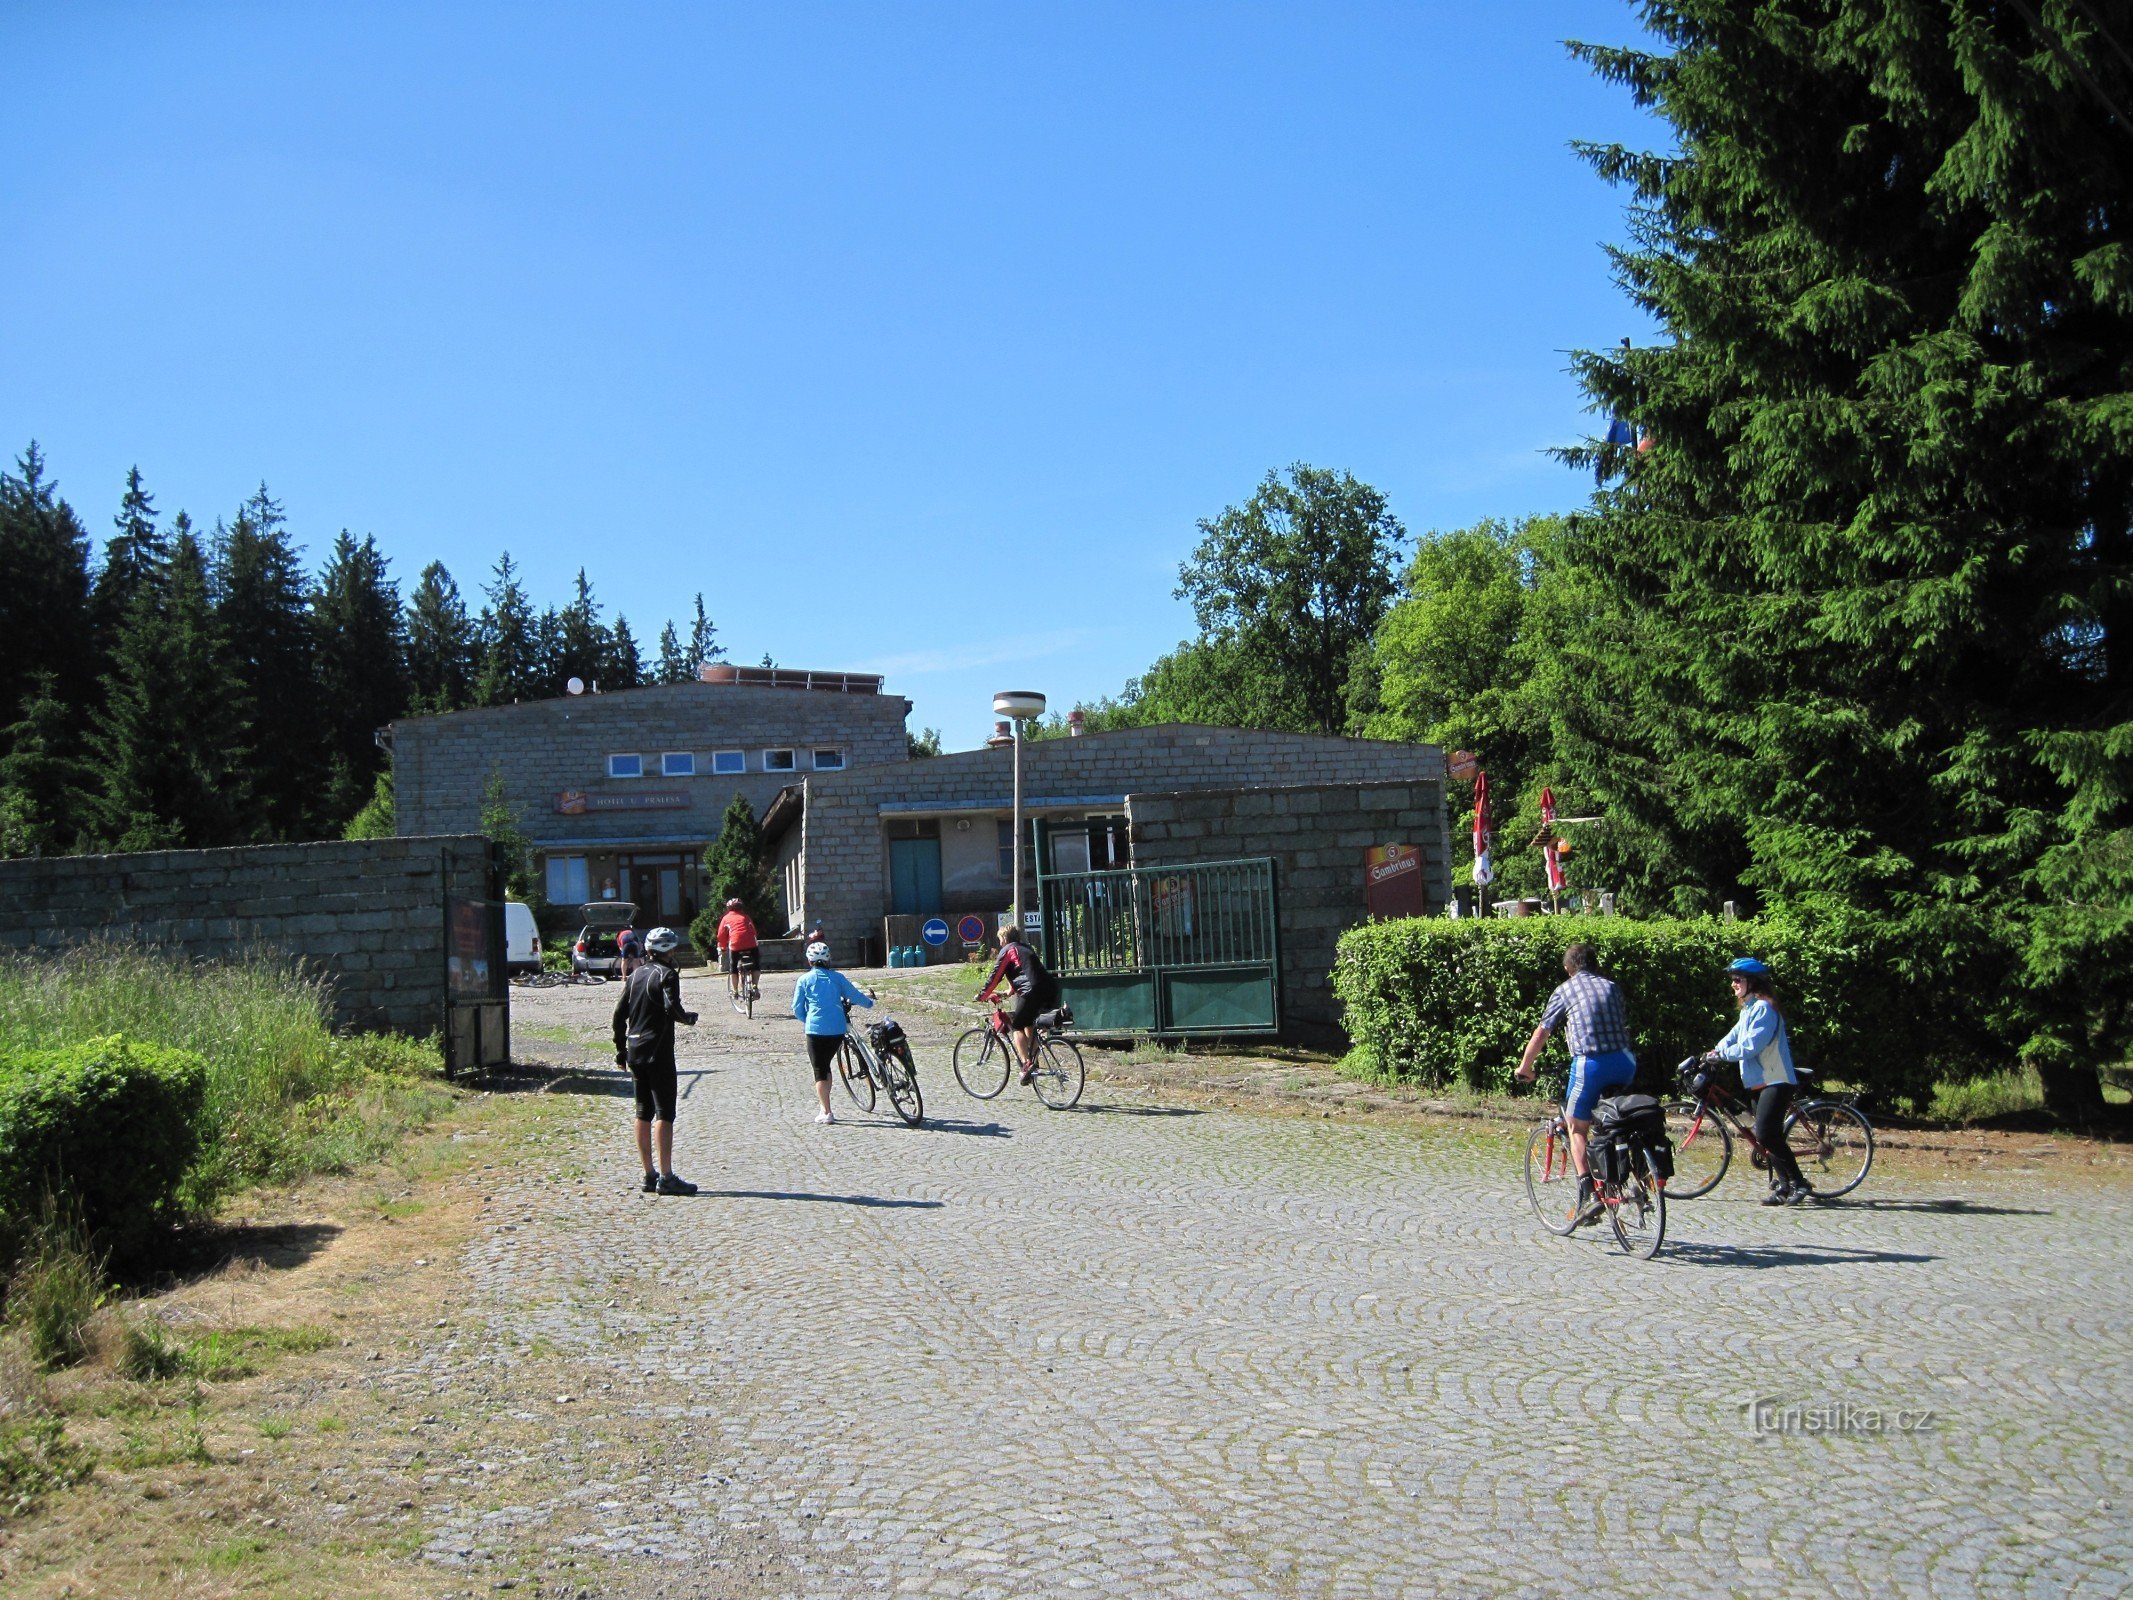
[1472,770,1493,887]
[1604,415,1637,447]
[1541,786,1566,895]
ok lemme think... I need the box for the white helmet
[645,926,683,955]
[805,941,831,965]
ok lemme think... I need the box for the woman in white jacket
[1708,957,1809,1205]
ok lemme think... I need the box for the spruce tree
[0,444,94,726]
[692,793,773,949]
[686,594,721,675]
[547,569,608,692]
[607,616,645,688]
[91,466,167,662]
[93,516,249,849]
[473,553,539,705]
[406,561,477,713]
[212,484,321,840]
[1560,2,2133,1113]
[0,673,97,857]
[654,621,692,684]
[313,531,408,830]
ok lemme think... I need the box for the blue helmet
[1727,956,1772,977]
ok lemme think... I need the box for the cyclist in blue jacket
[791,941,872,1124]
[1707,957,1808,1205]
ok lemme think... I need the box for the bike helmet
[725,897,743,909]
[645,927,682,955]
[805,941,831,965]
[1727,957,1772,977]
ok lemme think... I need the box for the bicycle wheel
[1029,1034,1085,1110]
[729,978,748,1016]
[1608,1173,1666,1259]
[953,1027,1011,1100]
[838,1037,878,1113]
[1523,1119,1581,1237]
[1662,1099,1733,1200]
[882,1042,925,1128]
[1786,1100,1874,1198]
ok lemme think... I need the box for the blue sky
[2,2,1661,750]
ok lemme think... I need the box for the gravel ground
[397,969,2133,1599]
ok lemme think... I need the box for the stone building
[389,666,909,926]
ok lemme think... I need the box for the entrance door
[889,837,943,915]
[657,867,683,921]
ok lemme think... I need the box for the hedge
[0,1036,207,1267]
[1331,912,2009,1103]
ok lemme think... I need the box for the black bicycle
[834,999,924,1128]
[952,1003,1084,1109]
[1663,1056,1874,1200]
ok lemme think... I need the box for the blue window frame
[608,753,643,779]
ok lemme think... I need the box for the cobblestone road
[447,975,2133,1599]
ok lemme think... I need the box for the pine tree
[313,531,408,830]
[0,444,94,727]
[686,594,720,676]
[0,673,97,857]
[212,484,321,840]
[654,621,692,684]
[691,793,773,949]
[1559,2,2133,1114]
[343,767,395,840]
[606,616,644,688]
[547,569,608,693]
[93,516,249,849]
[406,562,477,713]
[479,766,539,903]
[91,466,167,662]
[473,553,539,705]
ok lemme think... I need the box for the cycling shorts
[630,1060,678,1123]
[805,1032,842,1082]
[726,947,759,972]
[1566,1050,1638,1122]
[1009,986,1061,1032]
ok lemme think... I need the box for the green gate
[1038,857,1280,1035]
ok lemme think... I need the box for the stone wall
[1125,780,1452,1033]
[392,680,912,850]
[794,725,1444,960]
[0,836,501,1037]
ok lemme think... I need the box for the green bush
[1332,910,2009,1104]
[0,1039,205,1268]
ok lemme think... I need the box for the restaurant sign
[554,789,689,814]
[1363,842,1427,919]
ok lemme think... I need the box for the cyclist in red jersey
[977,925,1061,1085]
[714,898,760,1003]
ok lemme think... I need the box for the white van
[504,901,542,977]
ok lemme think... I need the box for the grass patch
[0,1414,96,1517]
[0,946,451,1217]
[120,1319,332,1382]
[315,1414,345,1434]
[257,1416,293,1439]
[6,1211,103,1371]
[117,1383,211,1468]
[204,1533,275,1569]
[1928,1067,2047,1124]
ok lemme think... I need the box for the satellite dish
[566,677,586,696]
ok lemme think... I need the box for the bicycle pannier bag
[1588,1136,1627,1185]
[1594,1094,1665,1140]
[1640,1137,1675,1183]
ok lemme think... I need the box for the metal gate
[1038,857,1280,1035]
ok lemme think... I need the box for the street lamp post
[992,690,1046,936]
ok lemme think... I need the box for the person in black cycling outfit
[977,925,1061,1085]
[611,926,699,1195]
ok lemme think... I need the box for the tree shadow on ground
[1074,1102,1204,1118]
[136,1221,345,1288]
[689,1190,944,1210]
[919,1118,1012,1138]
[1660,1240,1939,1269]
[1824,1197,2051,1217]
[479,1063,728,1101]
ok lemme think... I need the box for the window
[545,855,590,906]
[711,750,745,775]
[661,751,695,777]
[607,753,643,779]
[997,819,1015,878]
[763,748,797,772]
[812,748,845,771]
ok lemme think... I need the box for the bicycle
[1662,1056,1874,1200]
[952,1003,1084,1109]
[724,950,760,1018]
[833,997,924,1127]
[1522,1069,1668,1259]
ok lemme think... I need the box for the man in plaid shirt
[1516,942,1638,1224]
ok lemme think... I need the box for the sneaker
[656,1173,698,1197]
[1761,1186,1791,1207]
[641,1171,658,1193]
[814,1109,836,1125]
[1570,1179,1603,1228]
[1018,1064,1035,1086]
[1784,1182,1814,1205]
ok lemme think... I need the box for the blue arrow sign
[921,917,950,946]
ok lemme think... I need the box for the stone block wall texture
[392,681,912,849]
[1125,779,1453,1032]
[0,835,500,1037]
[795,725,1445,966]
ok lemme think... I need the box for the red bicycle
[1522,1068,1669,1259]
[1664,1057,1874,1200]
[951,1004,1084,1109]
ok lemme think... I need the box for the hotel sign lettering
[554,789,689,814]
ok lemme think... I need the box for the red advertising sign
[1364,843,1427,920]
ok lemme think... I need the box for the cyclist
[976,924,1061,1086]
[611,926,700,1195]
[1706,956,1808,1205]
[791,940,872,1124]
[714,897,761,1004]
[1514,942,1636,1226]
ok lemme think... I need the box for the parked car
[572,901,639,980]
[504,901,542,977]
